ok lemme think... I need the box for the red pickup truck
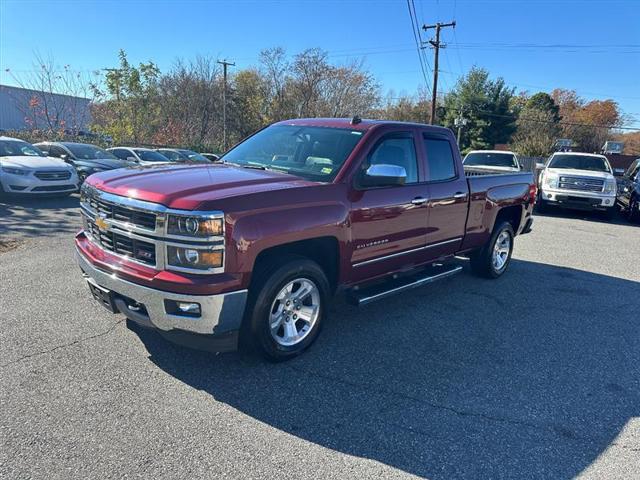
[76,118,535,360]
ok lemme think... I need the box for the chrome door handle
[411,197,428,205]
[453,192,467,199]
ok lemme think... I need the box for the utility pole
[217,59,235,151]
[422,21,456,125]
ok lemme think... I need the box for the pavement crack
[290,365,595,442]
[0,319,124,368]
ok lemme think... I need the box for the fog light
[546,193,553,199]
[177,302,200,314]
[604,199,611,205]
[165,299,202,317]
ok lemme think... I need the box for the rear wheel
[244,256,329,361]
[470,221,515,279]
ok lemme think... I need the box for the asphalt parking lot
[1,195,638,479]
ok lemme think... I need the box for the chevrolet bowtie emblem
[95,214,109,231]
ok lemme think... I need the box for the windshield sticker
[321,167,333,174]
[351,131,363,135]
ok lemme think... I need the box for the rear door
[422,132,469,259]
[348,128,430,282]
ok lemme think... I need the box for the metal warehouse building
[0,84,91,132]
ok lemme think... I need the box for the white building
[0,84,91,132]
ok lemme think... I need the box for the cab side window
[48,145,66,158]
[362,134,419,184]
[423,137,456,182]
[111,149,129,160]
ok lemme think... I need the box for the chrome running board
[347,264,463,306]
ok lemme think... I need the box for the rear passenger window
[424,137,456,181]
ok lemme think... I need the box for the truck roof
[551,151,607,159]
[273,118,452,133]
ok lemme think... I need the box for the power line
[406,0,431,96]
[471,108,640,131]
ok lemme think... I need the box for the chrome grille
[84,217,156,265]
[34,170,72,181]
[558,176,604,192]
[88,196,157,230]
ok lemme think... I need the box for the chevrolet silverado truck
[76,118,535,360]
[537,152,617,219]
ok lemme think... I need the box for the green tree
[91,50,160,144]
[525,92,560,122]
[442,67,516,152]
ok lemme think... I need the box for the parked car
[76,118,536,361]
[0,137,78,196]
[616,158,640,222]
[538,152,617,219]
[156,148,211,163]
[107,147,171,165]
[201,153,220,162]
[36,141,131,183]
[463,150,521,172]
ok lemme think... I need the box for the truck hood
[546,168,613,180]
[0,155,71,169]
[88,163,318,210]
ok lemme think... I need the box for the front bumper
[76,249,247,352]
[0,172,78,194]
[540,188,615,210]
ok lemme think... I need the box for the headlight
[167,246,223,272]
[1,166,29,176]
[542,172,558,189]
[167,215,223,237]
[604,178,616,194]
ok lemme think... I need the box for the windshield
[220,125,364,181]
[549,154,611,173]
[134,149,170,162]
[178,150,210,163]
[65,143,117,160]
[464,152,517,168]
[0,140,45,157]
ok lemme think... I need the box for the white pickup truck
[538,152,617,219]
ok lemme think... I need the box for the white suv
[0,137,78,196]
[538,152,617,219]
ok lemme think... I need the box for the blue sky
[1,0,639,127]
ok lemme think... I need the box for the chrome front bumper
[76,249,247,336]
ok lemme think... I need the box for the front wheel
[470,221,515,279]
[245,256,329,361]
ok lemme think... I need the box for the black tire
[470,221,515,279]
[244,255,330,361]
[536,196,549,213]
[628,197,639,223]
[603,206,617,221]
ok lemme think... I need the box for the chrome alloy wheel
[269,278,321,347]
[492,230,511,272]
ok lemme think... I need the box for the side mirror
[360,164,407,187]
[126,156,138,162]
[61,153,70,162]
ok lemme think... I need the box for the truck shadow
[132,259,639,479]
[0,194,81,238]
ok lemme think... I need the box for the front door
[349,131,430,283]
